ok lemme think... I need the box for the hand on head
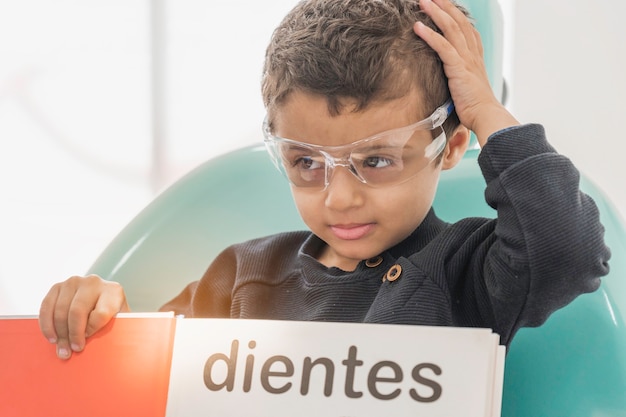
[38,275,130,360]
[414,0,519,145]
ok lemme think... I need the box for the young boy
[39,0,610,360]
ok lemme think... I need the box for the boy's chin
[320,241,385,271]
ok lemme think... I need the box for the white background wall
[508,0,626,215]
[1,0,625,314]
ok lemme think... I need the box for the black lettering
[260,355,294,394]
[203,339,239,391]
[409,363,442,402]
[367,361,402,400]
[301,357,335,397]
[243,340,256,392]
[342,345,364,398]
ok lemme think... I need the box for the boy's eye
[362,156,394,169]
[293,156,323,170]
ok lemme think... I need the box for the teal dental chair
[87,1,626,415]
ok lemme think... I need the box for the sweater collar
[298,208,447,275]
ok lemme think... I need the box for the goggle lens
[263,100,453,190]
[266,126,446,189]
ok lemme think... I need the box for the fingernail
[57,346,71,359]
[48,337,57,344]
[71,343,82,352]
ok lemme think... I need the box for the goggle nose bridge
[320,151,367,186]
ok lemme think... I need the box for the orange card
[0,314,176,417]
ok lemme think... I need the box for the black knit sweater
[161,124,611,348]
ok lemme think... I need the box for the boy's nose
[324,166,365,211]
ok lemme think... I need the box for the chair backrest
[87,1,626,414]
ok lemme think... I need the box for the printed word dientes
[203,339,442,402]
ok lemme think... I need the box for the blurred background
[1,0,625,314]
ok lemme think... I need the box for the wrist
[472,105,519,147]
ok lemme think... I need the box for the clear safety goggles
[263,100,454,190]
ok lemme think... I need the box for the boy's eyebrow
[354,129,430,151]
[282,143,315,153]
[354,143,404,152]
[280,131,424,153]
[356,143,424,158]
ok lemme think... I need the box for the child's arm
[413,0,519,146]
[39,275,130,359]
[415,0,609,343]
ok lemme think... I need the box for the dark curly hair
[261,0,469,135]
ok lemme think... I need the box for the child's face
[273,91,446,271]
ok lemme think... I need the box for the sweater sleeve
[477,124,611,343]
[158,246,238,317]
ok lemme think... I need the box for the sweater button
[365,256,383,268]
[383,264,402,282]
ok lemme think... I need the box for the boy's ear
[441,126,470,170]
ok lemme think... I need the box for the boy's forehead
[270,90,428,145]
[271,89,427,131]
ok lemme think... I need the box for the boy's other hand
[39,275,130,360]
[414,0,519,145]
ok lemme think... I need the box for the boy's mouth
[329,223,374,240]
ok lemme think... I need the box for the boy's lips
[329,223,375,240]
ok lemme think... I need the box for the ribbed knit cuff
[478,123,556,183]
